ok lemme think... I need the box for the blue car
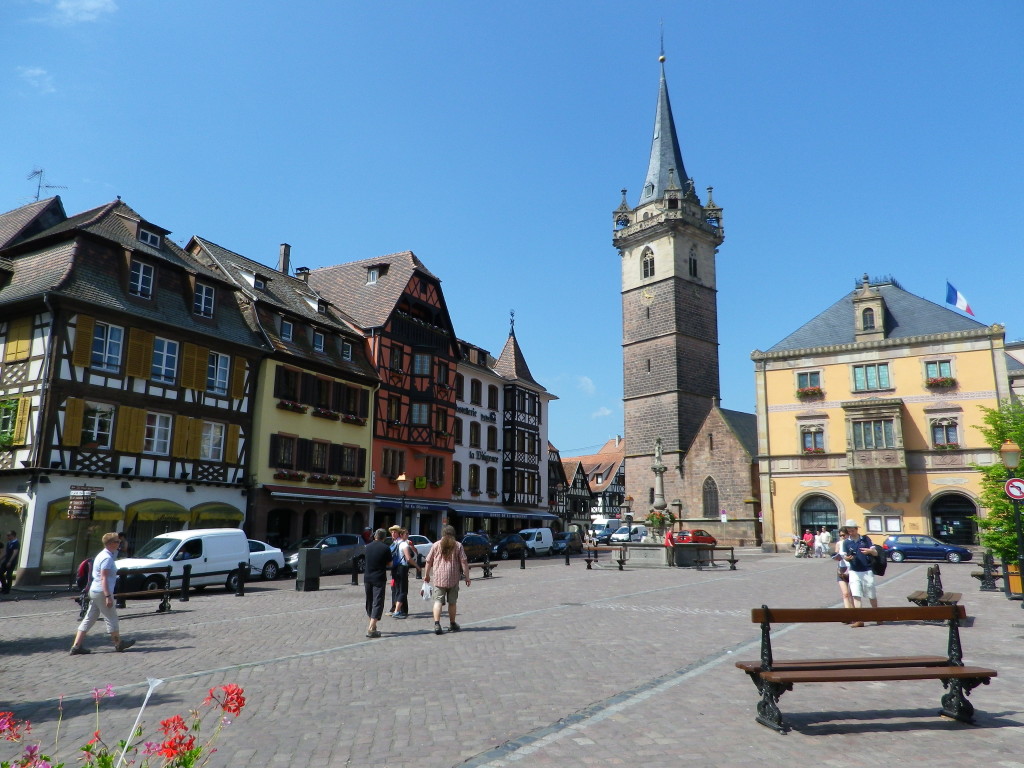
[881,535,973,564]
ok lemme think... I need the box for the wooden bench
[971,552,1004,591]
[583,546,628,571]
[736,605,996,733]
[694,545,737,571]
[469,561,497,578]
[907,564,961,607]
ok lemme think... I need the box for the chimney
[278,243,291,275]
[295,266,310,283]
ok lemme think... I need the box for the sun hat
[844,519,859,527]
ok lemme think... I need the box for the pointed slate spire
[494,311,543,388]
[638,56,688,206]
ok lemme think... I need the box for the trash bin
[296,548,320,592]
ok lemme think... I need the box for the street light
[998,439,1024,608]
[396,473,410,526]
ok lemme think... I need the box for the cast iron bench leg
[755,681,790,733]
[940,677,989,723]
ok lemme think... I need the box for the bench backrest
[750,605,965,624]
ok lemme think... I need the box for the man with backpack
[389,527,417,620]
[841,519,881,626]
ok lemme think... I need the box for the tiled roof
[493,332,544,390]
[766,280,987,353]
[718,408,757,457]
[1006,353,1024,373]
[638,63,688,206]
[0,197,65,249]
[561,438,625,493]
[308,251,437,330]
[0,241,76,305]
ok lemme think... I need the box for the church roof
[718,408,758,458]
[766,279,987,353]
[637,61,688,206]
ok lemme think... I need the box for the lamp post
[999,439,1024,607]
[396,473,410,527]
[554,482,567,531]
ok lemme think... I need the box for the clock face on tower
[640,289,654,306]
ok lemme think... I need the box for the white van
[519,528,554,556]
[610,524,648,543]
[115,528,250,593]
[589,517,619,537]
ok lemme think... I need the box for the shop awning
[375,498,450,513]
[265,485,372,503]
[449,503,557,521]
[192,503,244,523]
[128,499,190,523]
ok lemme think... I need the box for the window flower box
[452,487,464,495]
[802,447,825,455]
[308,473,338,484]
[312,407,340,421]
[926,377,957,389]
[934,442,960,450]
[337,476,365,487]
[469,490,482,497]
[276,399,308,414]
[341,414,366,426]
[273,469,306,481]
[487,491,498,498]
[796,386,824,399]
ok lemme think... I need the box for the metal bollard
[565,550,570,566]
[235,561,246,597]
[179,564,192,601]
[351,558,360,586]
[520,547,526,570]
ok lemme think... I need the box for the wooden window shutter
[62,397,85,447]
[331,383,345,413]
[230,357,246,400]
[328,443,343,474]
[188,418,203,459]
[11,396,32,445]
[273,365,286,399]
[357,447,367,478]
[125,329,154,379]
[300,373,316,405]
[225,424,241,464]
[71,315,95,368]
[115,406,141,453]
[171,415,190,457]
[295,438,312,471]
[269,433,280,467]
[180,344,197,389]
[3,317,32,362]
[358,388,370,418]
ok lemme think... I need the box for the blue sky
[3,1,1022,456]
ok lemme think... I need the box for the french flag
[945,282,975,316]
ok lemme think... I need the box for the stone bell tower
[614,54,725,514]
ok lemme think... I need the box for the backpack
[76,558,93,590]
[871,547,888,576]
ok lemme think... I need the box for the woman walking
[833,526,853,609]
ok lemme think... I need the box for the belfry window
[641,249,655,279]
[862,308,875,331]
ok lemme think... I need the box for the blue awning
[375,498,450,513]
[450,503,558,521]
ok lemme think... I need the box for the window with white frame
[366,267,378,285]
[151,338,179,384]
[410,402,429,425]
[865,514,902,534]
[313,331,325,352]
[281,320,293,342]
[138,229,161,248]
[81,404,114,448]
[91,322,123,371]
[207,352,230,395]
[931,417,959,447]
[193,283,215,318]
[852,419,896,450]
[143,412,172,454]
[852,363,890,392]
[341,341,352,361]
[200,422,225,461]
[129,260,154,298]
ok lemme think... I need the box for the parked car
[117,528,250,593]
[247,539,285,580]
[611,525,647,542]
[882,535,973,563]
[519,528,554,556]
[594,527,618,545]
[461,533,491,563]
[490,533,527,560]
[551,531,584,556]
[672,529,717,545]
[284,533,365,575]
[408,534,433,560]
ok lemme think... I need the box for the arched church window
[862,308,875,331]
[641,249,655,279]
[702,477,719,519]
[688,247,698,278]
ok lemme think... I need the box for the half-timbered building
[0,198,264,585]
[309,253,460,537]
[186,239,379,549]
[561,438,626,528]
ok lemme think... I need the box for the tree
[974,400,1024,563]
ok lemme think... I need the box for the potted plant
[926,376,957,389]
[276,399,308,414]
[935,442,960,450]
[796,386,824,399]
[312,407,340,420]
[803,447,826,455]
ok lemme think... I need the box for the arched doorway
[798,493,840,534]
[930,493,977,546]
[301,509,318,538]
[266,508,292,549]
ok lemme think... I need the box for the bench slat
[760,665,996,684]
[735,655,948,673]
[750,605,964,624]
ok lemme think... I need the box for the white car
[610,525,648,543]
[247,539,285,580]
[408,535,433,562]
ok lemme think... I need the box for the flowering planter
[796,387,824,399]
[312,408,340,421]
[273,470,306,481]
[934,443,960,450]
[341,414,367,426]
[337,476,365,487]
[802,448,826,455]
[307,473,338,484]
[276,400,308,414]
[926,377,957,389]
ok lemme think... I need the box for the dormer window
[341,341,353,361]
[366,267,378,285]
[862,308,875,331]
[129,260,154,298]
[281,319,293,342]
[317,300,328,315]
[193,283,215,318]
[138,229,161,248]
[253,277,266,290]
[313,331,325,352]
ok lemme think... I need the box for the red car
[672,529,717,545]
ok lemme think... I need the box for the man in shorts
[841,519,880,626]
[423,525,471,635]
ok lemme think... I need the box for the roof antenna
[26,168,67,201]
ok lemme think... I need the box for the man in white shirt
[69,532,136,655]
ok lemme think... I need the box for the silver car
[285,533,365,575]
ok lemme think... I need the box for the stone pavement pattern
[2,553,1022,767]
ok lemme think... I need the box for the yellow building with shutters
[752,276,1012,551]
[0,197,266,585]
